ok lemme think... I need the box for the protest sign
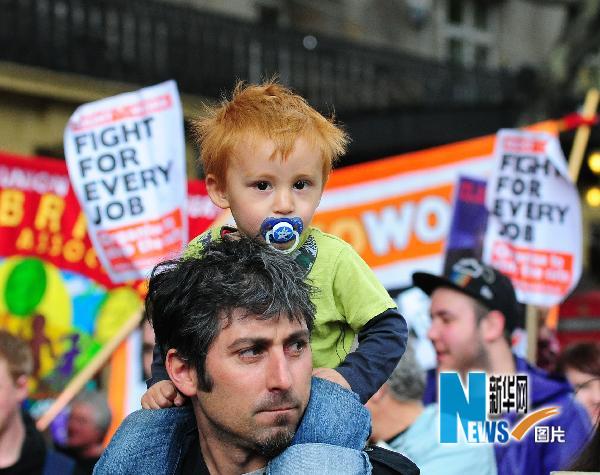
[0,151,218,402]
[443,176,489,275]
[64,81,187,283]
[314,135,499,291]
[483,129,582,306]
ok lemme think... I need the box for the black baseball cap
[412,258,523,333]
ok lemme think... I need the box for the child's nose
[274,189,294,215]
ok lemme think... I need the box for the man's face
[67,402,104,449]
[208,135,324,250]
[0,360,27,434]
[428,287,487,375]
[193,311,312,457]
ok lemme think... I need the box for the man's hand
[141,380,186,409]
[312,367,351,390]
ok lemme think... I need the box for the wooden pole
[526,306,538,363]
[36,308,144,432]
[568,88,599,182]
[525,89,598,364]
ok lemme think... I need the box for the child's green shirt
[184,226,397,368]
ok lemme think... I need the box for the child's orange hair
[191,80,349,185]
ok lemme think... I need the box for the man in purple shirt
[413,257,592,475]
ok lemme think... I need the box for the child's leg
[292,376,371,450]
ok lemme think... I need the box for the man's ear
[14,375,29,403]
[165,349,198,398]
[480,310,506,342]
[368,385,388,405]
[205,174,230,210]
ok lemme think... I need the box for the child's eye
[293,180,309,190]
[253,181,270,191]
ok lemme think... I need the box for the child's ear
[205,174,230,209]
[165,349,198,397]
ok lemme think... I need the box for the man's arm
[335,309,408,403]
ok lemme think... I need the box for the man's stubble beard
[198,390,303,460]
[254,414,296,458]
[457,337,490,379]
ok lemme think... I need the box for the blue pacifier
[260,217,304,254]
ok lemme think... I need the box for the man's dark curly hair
[146,236,316,391]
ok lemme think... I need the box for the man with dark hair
[413,257,591,475]
[0,330,76,474]
[95,237,417,474]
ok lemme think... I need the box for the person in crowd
[96,237,417,474]
[142,79,407,410]
[413,257,592,475]
[56,390,112,474]
[367,340,496,474]
[568,418,600,472]
[0,330,76,474]
[141,318,155,380]
[556,341,600,425]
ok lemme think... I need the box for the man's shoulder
[268,443,419,474]
[94,407,196,474]
[367,445,420,475]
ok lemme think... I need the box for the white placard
[483,129,582,306]
[64,81,187,283]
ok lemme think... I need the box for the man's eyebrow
[227,329,310,350]
[284,330,310,343]
[431,309,452,318]
[227,337,270,351]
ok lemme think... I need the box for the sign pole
[36,309,144,432]
[525,306,539,363]
[525,89,598,364]
[568,88,599,183]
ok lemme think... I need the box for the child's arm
[312,367,351,389]
[334,309,407,403]
[141,344,186,409]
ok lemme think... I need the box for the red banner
[0,151,220,289]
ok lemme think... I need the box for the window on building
[447,0,464,25]
[443,0,492,68]
[258,5,279,27]
[448,38,464,65]
[474,45,489,68]
[473,2,488,30]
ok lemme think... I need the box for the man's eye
[287,340,307,356]
[239,347,263,359]
[254,181,269,191]
[293,180,308,190]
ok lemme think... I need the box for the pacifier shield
[260,217,304,243]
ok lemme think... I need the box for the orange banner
[315,121,559,290]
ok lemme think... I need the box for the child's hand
[312,367,351,390]
[141,380,186,409]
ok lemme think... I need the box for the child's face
[206,136,324,249]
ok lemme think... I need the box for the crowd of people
[1,80,599,474]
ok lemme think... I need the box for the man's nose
[273,189,294,215]
[427,319,440,342]
[266,349,293,391]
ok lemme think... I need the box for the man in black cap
[413,257,591,475]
